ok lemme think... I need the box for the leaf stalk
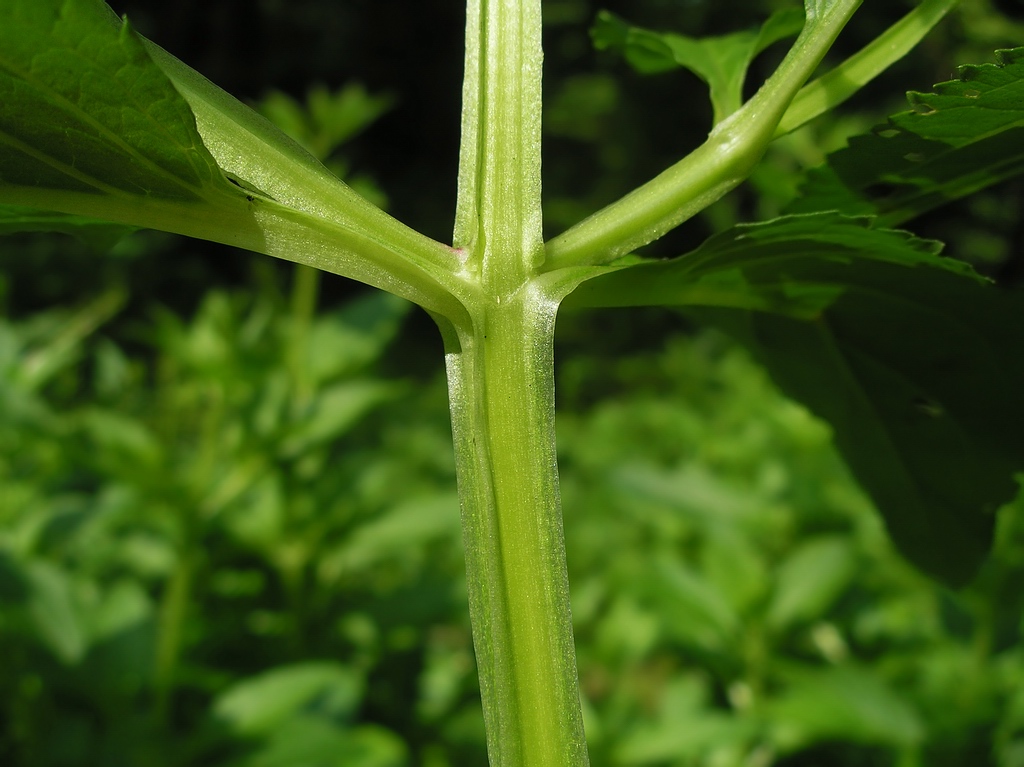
[543,0,863,270]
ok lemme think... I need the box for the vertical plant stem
[439,289,588,767]
[454,0,544,282]
[448,0,589,763]
[153,547,193,726]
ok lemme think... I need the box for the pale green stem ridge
[543,0,863,270]
[776,0,959,137]
[454,0,545,292]
[438,290,589,767]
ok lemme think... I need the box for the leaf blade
[565,212,1024,584]
[789,47,1024,226]
[0,0,225,202]
[696,269,1024,585]
[592,9,804,125]
[563,212,976,315]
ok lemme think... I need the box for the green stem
[446,1,588,760]
[153,548,193,725]
[446,1,589,761]
[776,0,959,137]
[454,0,545,282]
[438,289,588,767]
[144,36,463,283]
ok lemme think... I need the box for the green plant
[2,1,1024,765]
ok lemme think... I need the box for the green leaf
[76,407,163,473]
[0,0,228,202]
[701,527,769,615]
[243,719,407,767]
[767,536,857,631]
[564,212,976,316]
[592,8,804,124]
[697,279,1024,586]
[612,676,751,762]
[87,579,153,644]
[768,665,924,751]
[0,0,269,260]
[256,83,395,163]
[304,292,412,384]
[651,556,739,652]
[26,561,88,664]
[278,379,404,458]
[566,213,1024,584]
[213,662,363,736]
[318,493,460,579]
[789,47,1024,226]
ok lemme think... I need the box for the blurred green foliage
[0,277,473,766]
[3,0,1024,765]
[3,272,1024,766]
[556,320,1024,766]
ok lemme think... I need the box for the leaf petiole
[543,0,863,271]
[776,0,960,136]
